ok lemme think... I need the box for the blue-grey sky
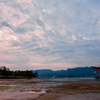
[0,0,100,70]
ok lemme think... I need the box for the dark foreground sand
[0,79,100,100]
[35,81,100,100]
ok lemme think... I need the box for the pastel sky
[0,0,100,70]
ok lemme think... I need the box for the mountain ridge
[31,66,100,77]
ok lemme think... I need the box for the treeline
[0,66,38,78]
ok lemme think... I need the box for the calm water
[38,77,97,85]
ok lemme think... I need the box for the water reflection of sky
[37,77,97,85]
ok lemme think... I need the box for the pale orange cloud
[47,57,60,61]
[52,63,78,68]
[31,63,41,66]
[0,63,14,68]
[0,53,17,62]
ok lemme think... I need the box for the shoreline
[0,79,100,100]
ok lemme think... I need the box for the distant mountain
[31,66,99,77]
[31,69,54,77]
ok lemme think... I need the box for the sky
[0,0,100,71]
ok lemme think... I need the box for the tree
[0,66,38,78]
[34,71,38,77]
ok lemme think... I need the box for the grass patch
[0,86,12,91]
[12,86,21,91]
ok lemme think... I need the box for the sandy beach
[0,79,100,100]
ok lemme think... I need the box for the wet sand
[0,78,48,100]
[0,78,39,84]
[34,81,100,100]
[0,79,100,100]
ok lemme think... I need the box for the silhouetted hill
[31,66,99,77]
[31,69,54,77]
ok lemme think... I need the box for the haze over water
[38,77,96,85]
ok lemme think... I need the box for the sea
[37,77,98,85]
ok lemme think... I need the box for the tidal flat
[0,79,100,100]
[34,81,100,100]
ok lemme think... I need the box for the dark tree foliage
[34,71,38,77]
[0,66,38,78]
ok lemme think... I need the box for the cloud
[52,63,78,68]
[0,0,100,70]
[0,2,29,27]
[16,0,32,3]
[82,37,89,40]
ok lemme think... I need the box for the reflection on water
[37,77,96,85]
